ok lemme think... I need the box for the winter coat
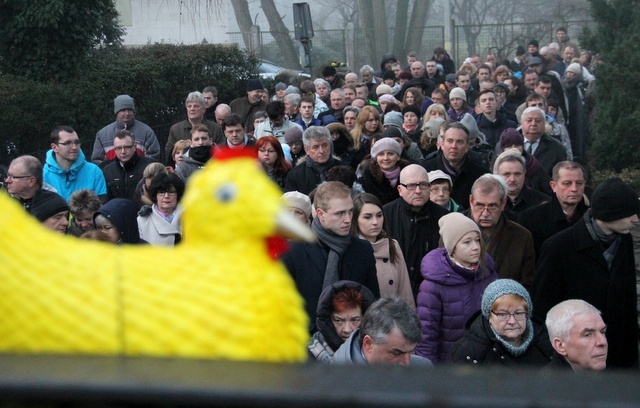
[137,204,182,246]
[92,119,160,165]
[102,153,156,201]
[370,238,415,309]
[476,112,517,147]
[421,150,488,210]
[309,280,376,362]
[532,215,639,369]
[481,215,536,288]
[358,165,401,206]
[283,156,338,195]
[282,237,380,332]
[43,149,107,202]
[527,133,567,177]
[229,96,268,134]
[517,195,589,258]
[415,249,498,363]
[505,187,551,220]
[450,311,554,366]
[175,149,209,181]
[383,198,449,298]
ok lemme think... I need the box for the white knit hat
[449,87,466,102]
[371,138,402,158]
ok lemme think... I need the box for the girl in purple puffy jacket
[415,212,498,363]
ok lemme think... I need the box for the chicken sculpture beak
[276,209,316,243]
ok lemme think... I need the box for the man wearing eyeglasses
[4,155,55,212]
[102,130,156,201]
[43,125,107,202]
[92,94,160,166]
[420,122,487,210]
[383,164,448,299]
[468,175,535,288]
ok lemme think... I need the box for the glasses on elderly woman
[491,311,527,321]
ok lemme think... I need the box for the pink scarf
[381,166,401,187]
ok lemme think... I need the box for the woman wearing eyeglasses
[256,136,291,190]
[137,172,185,246]
[416,212,498,363]
[307,280,376,363]
[450,279,554,366]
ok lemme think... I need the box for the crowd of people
[2,27,637,371]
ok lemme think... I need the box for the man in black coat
[282,181,380,332]
[284,126,338,195]
[520,106,567,176]
[383,164,448,298]
[518,161,588,258]
[533,178,640,369]
[421,122,487,210]
[102,130,156,202]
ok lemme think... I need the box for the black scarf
[189,145,213,164]
[311,217,352,290]
[305,155,335,183]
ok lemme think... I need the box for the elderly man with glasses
[4,155,54,211]
[383,164,448,299]
[102,129,156,202]
[43,125,107,202]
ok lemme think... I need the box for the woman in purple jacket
[415,212,498,363]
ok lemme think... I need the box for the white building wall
[115,0,230,46]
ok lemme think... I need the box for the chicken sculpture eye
[216,183,237,202]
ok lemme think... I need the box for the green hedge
[0,43,259,163]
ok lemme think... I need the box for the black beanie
[591,178,640,222]
[30,190,69,222]
[528,39,539,48]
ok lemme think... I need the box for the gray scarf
[311,217,352,290]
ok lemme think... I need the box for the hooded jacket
[43,149,107,202]
[416,248,497,363]
[308,280,376,362]
[94,198,144,244]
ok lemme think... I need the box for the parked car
[258,60,310,80]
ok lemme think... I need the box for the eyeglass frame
[56,140,82,147]
[491,310,527,321]
[5,174,33,181]
[399,182,430,191]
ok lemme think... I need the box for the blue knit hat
[481,279,532,318]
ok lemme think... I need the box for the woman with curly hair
[492,65,512,84]
[256,136,291,190]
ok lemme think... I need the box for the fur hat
[438,212,481,255]
[528,39,539,48]
[282,191,312,219]
[428,170,452,186]
[401,104,421,119]
[481,279,532,318]
[383,111,403,129]
[371,137,403,158]
[382,70,396,81]
[30,190,69,222]
[500,128,524,150]
[284,126,303,145]
[113,95,135,114]
[247,79,264,92]
[591,178,640,222]
[566,63,582,75]
[449,87,466,101]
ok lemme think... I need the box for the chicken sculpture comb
[0,149,310,362]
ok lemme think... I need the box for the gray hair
[185,91,206,108]
[359,297,421,344]
[313,78,331,89]
[471,174,507,201]
[546,299,602,342]
[12,155,43,187]
[521,106,545,121]
[343,105,361,117]
[284,93,301,106]
[302,126,331,148]
[493,148,526,174]
[359,65,374,75]
[330,88,345,98]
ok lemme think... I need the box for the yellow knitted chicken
[0,148,311,362]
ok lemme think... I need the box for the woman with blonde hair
[351,105,383,166]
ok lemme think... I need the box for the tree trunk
[260,0,301,69]
[357,0,377,67]
[405,0,432,59]
[393,0,410,62]
[230,0,253,51]
[372,0,388,61]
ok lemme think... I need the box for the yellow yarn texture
[0,153,309,362]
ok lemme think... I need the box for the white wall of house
[115,0,230,46]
